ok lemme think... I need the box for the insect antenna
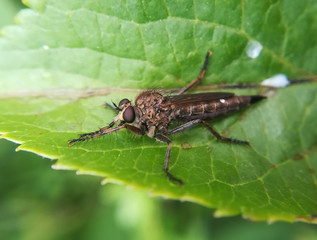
[104,102,120,111]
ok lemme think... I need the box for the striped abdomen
[173,95,265,121]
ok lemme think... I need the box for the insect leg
[177,51,212,95]
[166,119,249,145]
[69,124,125,146]
[166,119,202,135]
[201,120,250,145]
[124,125,146,135]
[69,124,145,146]
[154,134,184,185]
[78,121,115,139]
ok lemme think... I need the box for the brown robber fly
[69,51,265,185]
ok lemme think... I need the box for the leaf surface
[1,0,317,223]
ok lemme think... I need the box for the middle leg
[154,134,184,185]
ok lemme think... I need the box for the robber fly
[69,51,265,185]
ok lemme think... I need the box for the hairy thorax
[134,91,176,135]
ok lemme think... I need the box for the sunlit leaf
[1,0,317,223]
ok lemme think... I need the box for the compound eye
[123,106,135,123]
[119,98,130,106]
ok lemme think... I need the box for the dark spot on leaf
[293,153,305,160]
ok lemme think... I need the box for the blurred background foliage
[1,0,317,239]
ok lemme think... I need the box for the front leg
[69,124,145,146]
[154,134,184,185]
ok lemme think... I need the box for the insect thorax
[134,90,173,133]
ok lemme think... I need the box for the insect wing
[165,92,234,106]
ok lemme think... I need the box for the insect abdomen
[175,96,265,121]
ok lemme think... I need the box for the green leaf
[0,0,24,28]
[1,0,317,223]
